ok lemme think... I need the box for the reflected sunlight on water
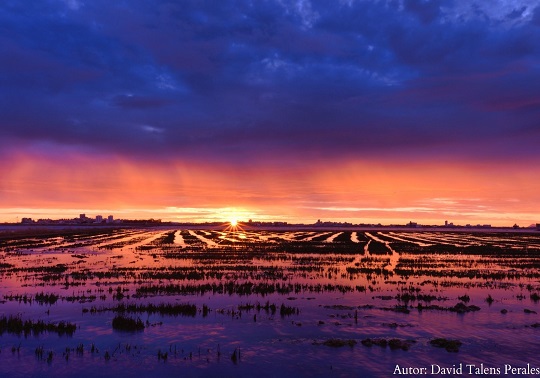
[1,227,540,376]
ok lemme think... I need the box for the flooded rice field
[1,226,540,377]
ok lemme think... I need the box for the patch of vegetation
[34,292,59,305]
[0,316,76,336]
[315,339,357,347]
[417,302,480,313]
[111,315,144,331]
[89,303,203,317]
[430,338,462,352]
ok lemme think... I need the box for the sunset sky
[1,1,540,226]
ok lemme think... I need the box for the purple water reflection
[1,228,540,377]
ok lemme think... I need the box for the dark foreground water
[1,227,539,377]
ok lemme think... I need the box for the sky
[1,0,540,226]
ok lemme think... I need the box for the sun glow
[224,217,243,234]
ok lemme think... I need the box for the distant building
[407,221,418,228]
[21,218,33,224]
[107,215,114,223]
[537,223,540,231]
[96,215,103,223]
[80,214,86,220]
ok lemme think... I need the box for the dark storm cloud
[111,95,173,109]
[404,0,445,24]
[533,6,540,25]
[1,0,539,162]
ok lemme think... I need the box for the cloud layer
[2,0,539,163]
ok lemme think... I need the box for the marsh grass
[111,315,144,331]
[0,316,76,336]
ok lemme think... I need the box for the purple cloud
[0,0,539,163]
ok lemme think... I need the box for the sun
[223,213,244,233]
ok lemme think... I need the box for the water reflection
[1,228,540,376]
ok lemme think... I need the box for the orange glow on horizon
[1,147,539,227]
